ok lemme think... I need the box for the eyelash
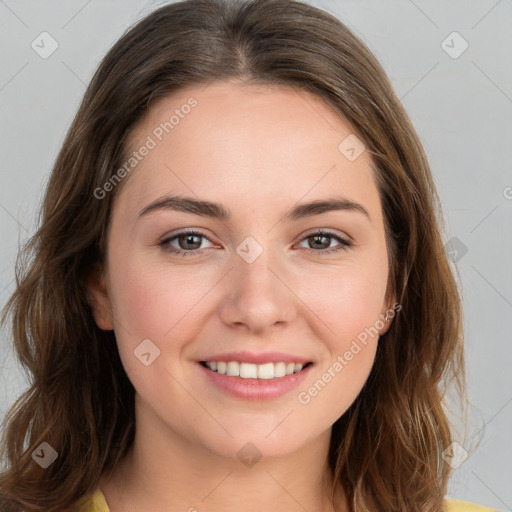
[158,229,352,257]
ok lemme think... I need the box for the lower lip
[197,362,313,400]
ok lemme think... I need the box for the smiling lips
[198,350,313,380]
[201,360,312,379]
[198,357,314,400]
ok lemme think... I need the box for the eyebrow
[138,194,370,222]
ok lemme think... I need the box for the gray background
[0,0,511,509]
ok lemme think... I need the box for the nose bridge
[220,236,296,331]
[237,253,279,295]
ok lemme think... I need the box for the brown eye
[159,230,215,256]
[175,233,203,250]
[306,234,331,250]
[297,230,352,255]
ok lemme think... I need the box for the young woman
[0,0,498,511]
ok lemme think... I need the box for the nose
[217,247,298,335]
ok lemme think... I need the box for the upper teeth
[204,361,305,379]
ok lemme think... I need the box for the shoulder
[446,499,502,512]
[77,488,110,512]
[41,492,502,512]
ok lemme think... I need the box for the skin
[87,80,395,512]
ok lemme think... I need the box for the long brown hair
[0,0,475,510]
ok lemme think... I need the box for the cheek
[302,253,388,343]
[299,339,377,428]
[293,252,387,415]
[107,247,212,340]
[109,268,168,338]
[296,267,384,422]
[105,251,210,399]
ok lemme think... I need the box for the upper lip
[198,350,312,365]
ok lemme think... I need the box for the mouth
[197,359,315,400]
[199,360,314,380]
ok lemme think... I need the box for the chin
[193,423,317,462]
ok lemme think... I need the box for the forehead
[116,80,381,223]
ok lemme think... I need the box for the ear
[378,288,398,337]
[85,264,114,331]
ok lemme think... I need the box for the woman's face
[89,80,394,460]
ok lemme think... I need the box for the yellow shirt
[79,488,501,511]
